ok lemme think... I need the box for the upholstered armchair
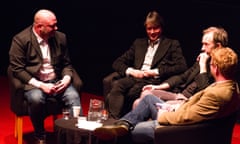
[154,111,239,144]
[103,72,135,115]
[7,66,83,144]
[102,72,122,98]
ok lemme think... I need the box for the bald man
[9,9,82,144]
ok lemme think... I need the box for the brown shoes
[93,122,129,140]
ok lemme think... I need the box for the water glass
[62,108,70,120]
[72,106,81,118]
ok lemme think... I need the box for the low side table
[54,117,116,144]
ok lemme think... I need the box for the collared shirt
[28,28,56,87]
[141,39,160,71]
[38,39,56,81]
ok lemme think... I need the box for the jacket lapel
[30,31,43,59]
[151,37,168,67]
[135,39,149,69]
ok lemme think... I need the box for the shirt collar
[32,27,44,44]
[149,38,160,48]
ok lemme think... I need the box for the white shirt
[141,39,160,71]
[28,29,56,88]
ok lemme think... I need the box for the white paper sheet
[76,121,103,131]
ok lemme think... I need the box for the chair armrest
[102,72,122,97]
[72,68,83,94]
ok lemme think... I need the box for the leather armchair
[7,66,83,144]
[154,111,238,144]
[102,72,122,98]
[103,73,239,144]
[103,72,135,115]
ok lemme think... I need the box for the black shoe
[93,121,129,140]
[34,136,46,144]
[38,139,46,144]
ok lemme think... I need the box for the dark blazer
[112,36,187,81]
[165,61,213,97]
[9,26,75,90]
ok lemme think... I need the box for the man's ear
[216,42,222,48]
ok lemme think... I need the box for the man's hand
[142,83,170,91]
[129,69,145,78]
[54,78,70,94]
[142,84,155,91]
[40,83,56,95]
[143,70,157,77]
[39,76,71,95]
[197,52,210,73]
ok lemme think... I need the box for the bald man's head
[32,9,58,40]
[34,9,56,25]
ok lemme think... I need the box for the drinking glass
[87,99,105,122]
[101,108,109,121]
[72,106,81,118]
[62,108,70,120]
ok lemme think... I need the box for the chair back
[7,66,28,116]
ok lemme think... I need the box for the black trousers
[106,76,160,119]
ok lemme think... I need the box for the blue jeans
[24,84,80,138]
[121,95,163,144]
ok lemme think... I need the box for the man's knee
[132,98,141,109]
[140,90,153,98]
[25,89,44,104]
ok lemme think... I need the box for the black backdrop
[1,0,240,95]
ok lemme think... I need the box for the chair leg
[14,115,23,144]
[14,115,18,138]
[14,114,59,144]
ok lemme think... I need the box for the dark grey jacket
[9,26,74,90]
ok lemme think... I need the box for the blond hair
[210,47,238,78]
[203,26,228,47]
[144,11,164,28]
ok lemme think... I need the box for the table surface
[54,117,116,144]
[55,118,90,135]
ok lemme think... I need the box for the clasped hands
[129,69,157,78]
[40,78,71,95]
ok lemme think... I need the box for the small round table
[54,117,116,144]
